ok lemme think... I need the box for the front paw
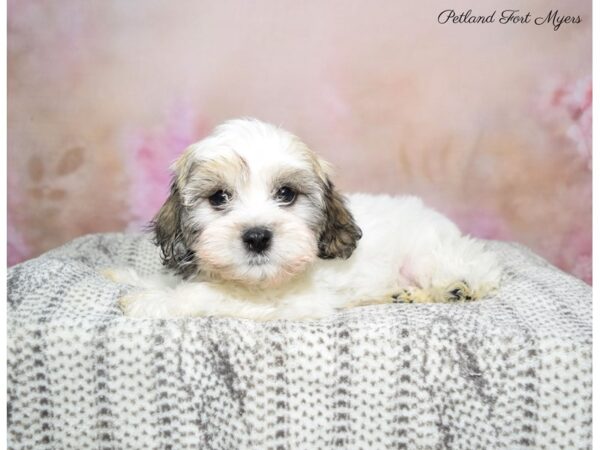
[102,267,128,283]
[118,290,175,318]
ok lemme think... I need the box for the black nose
[242,227,273,254]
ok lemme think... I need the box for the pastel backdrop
[8,1,592,283]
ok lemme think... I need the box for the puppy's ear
[150,179,196,276]
[318,180,362,259]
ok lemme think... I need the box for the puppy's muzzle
[242,227,272,254]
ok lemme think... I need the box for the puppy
[107,118,501,320]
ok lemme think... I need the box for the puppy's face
[153,118,362,287]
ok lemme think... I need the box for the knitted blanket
[7,233,592,449]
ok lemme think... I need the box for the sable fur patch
[151,181,198,278]
[317,180,362,259]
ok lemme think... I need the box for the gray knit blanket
[7,233,592,449]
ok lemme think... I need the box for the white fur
[107,119,502,320]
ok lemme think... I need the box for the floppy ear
[150,179,196,277]
[318,180,362,259]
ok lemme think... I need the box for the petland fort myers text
[438,9,581,31]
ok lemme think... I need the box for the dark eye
[208,190,231,208]
[275,186,297,205]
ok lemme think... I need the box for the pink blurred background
[8,1,591,283]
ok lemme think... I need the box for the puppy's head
[152,118,362,286]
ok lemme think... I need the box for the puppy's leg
[119,283,347,320]
[119,283,283,320]
[395,236,501,304]
[394,280,474,304]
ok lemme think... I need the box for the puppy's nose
[242,227,273,254]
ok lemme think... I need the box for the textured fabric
[7,233,592,449]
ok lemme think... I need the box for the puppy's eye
[275,186,297,205]
[208,190,231,208]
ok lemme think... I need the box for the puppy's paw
[101,268,124,282]
[392,288,431,304]
[392,289,415,304]
[444,280,474,302]
[391,287,459,304]
[118,290,175,318]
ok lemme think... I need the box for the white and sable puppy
[107,118,501,320]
